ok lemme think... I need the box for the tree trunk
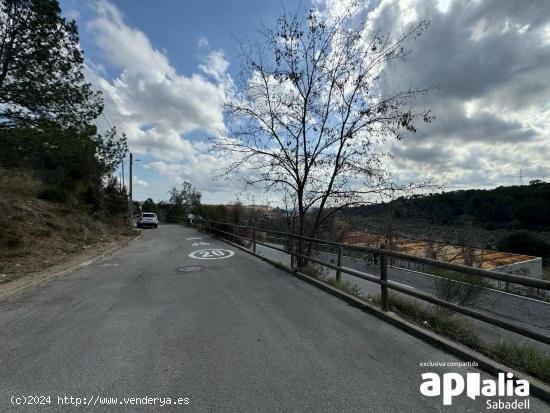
[297,191,305,270]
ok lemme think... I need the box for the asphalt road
[1,224,548,412]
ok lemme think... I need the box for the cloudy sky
[60,0,550,203]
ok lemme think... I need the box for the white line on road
[257,246,548,305]
[394,266,550,305]
[391,281,416,290]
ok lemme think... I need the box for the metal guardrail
[192,218,550,346]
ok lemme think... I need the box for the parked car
[137,212,158,228]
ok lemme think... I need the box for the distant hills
[355,181,550,232]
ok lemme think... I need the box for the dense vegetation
[0,0,128,215]
[361,182,550,231]
[496,231,550,259]
[343,182,550,260]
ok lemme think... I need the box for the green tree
[142,198,159,214]
[168,182,201,219]
[0,0,102,128]
[101,176,128,216]
[198,204,228,222]
[0,0,127,214]
[496,231,550,258]
[92,127,127,174]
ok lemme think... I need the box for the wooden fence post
[252,227,257,253]
[290,236,295,270]
[336,247,343,281]
[380,243,389,312]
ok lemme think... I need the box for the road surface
[1,225,547,412]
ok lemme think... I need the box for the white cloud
[199,50,232,83]
[198,36,209,48]
[85,0,233,181]
[318,0,550,188]
[143,161,191,183]
[143,158,242,197]
[133,175,149,187]
[83,0,550,203]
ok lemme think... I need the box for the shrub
[372,293,549,382]
[372,293,481,349]
[488,342,550,383]
[483,221,498,230]
[301,262,327,278]
[0,168,42,196]
[29,228,52,238]
[434,273,489,308]
[38,186,68,203]
[0,232,24,248]
[496,230,550,258]
[324,277,362,297]
[427,267,490,308]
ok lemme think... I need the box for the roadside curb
[0,230,144,300]
[202,229,550,403]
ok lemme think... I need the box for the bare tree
[214,4,433,255]
[228,201,246,225]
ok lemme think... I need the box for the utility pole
[129,153,133,217]
[121,159,125,189]
[518,168,523,186]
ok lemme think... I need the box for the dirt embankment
[0,169,140,286]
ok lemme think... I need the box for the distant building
[246,204,276,218]
[247,204,273,212]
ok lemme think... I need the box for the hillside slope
[361,182,550,231]
[0,170,139,283]
[340,182,550,271]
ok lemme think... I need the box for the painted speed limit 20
[189,248,235,260]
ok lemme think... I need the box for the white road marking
[187,237,203,240]
[394,266,550,305]
[189,249,235,260]
[391,281,415,290]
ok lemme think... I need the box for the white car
[137,212,158,228]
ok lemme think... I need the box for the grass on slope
[0,168,139,282]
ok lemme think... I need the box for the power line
[101,113,113,130]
